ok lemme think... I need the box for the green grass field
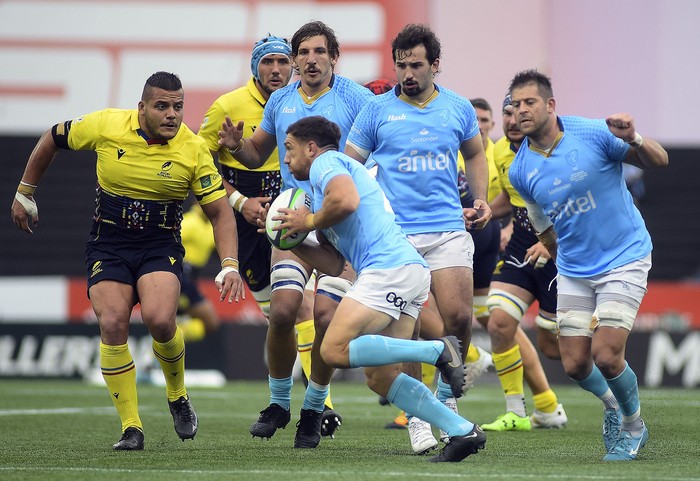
[1,379,698,481]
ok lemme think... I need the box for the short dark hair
[509,69,554,100]
[286,116,341,151]
[142,71,182,100]
[391,24,441,65]
[469,97,492,113]
[291,21,340,59]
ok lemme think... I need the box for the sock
[532,389,559,414]
[296,319,334,409]
[421,363,437,387]
[492,344,526,416]
[348,335,443,368]
[466,344,480,363]
[387,373,473,437]
[435,377,453,403]
[152,327,187,401]
[269,375,293,411]
[100,342,142,433]
[574,365,619,410]
[302,379,328,413]
[606,363,643,433]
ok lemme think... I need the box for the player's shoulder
[436,85,472,107]
[560,115,609,136]
[333,75,374,100]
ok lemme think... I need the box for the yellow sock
[533,389,559,413]
[492,344,524,396]
[178,318,206,342]
[421,363,436,387]
[466,344,481,363]
[152,327,187,401]
[296,319,334,409]
[100,342,142,433]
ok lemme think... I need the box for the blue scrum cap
[502,94,512,111]
[250,34,292,80]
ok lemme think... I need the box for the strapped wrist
[626,132,644,148]
[17,181,37,196]
[221,257,239,270]
[228,191,249,212]
[304,213,316,230]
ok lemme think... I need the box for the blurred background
[0,0,698,386]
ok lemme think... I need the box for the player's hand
[255,202,270,234]
[525,242,551,269]
[463,199,492,230]
[274,206,312,239]
[217,116,245,150]
[605,113,636,143]
[11,193,39,234]
[241,196,272,226]
[215,267,246,303]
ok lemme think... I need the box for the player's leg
[138,265,198,442]
[250,248,312,439]
[594,257,650,461]
[91,279,143,450]
[295,267,354,447]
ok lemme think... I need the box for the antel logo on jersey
[547,190,597,221]
[398,149,451,172]
[387,114,406,121]
[282,107,296,114]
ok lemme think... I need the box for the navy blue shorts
[470,220,501,290]
[491,230,558,313]
[178,263,205,312]
[85,222,184,292]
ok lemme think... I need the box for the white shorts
[345,263,430,320]
[557,254,651,332]
[407,231,474,271]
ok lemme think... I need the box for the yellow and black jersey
[457,137,500,204]
[52,108,225,230]
[198,77,281,172]
[493,136,525,208]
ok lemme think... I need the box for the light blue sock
[387,373,473,437]
[574,364,610,397]
[348,335,443,368]
[435,377,453,403]
[302,380,328,413]
[269,375,293,411]
[605,363,640,417]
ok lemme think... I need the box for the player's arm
[11,127,62,234]
[217,116,277,169]
[292,231,345,278]
[523,198,557,260]
[606,113,669,169]
[201,197,245,303]
[344,141,368,164]
[460,135,492,229]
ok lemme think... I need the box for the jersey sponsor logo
[387,114,406,121]
[410,128,438,143]
[527,168,538,181]
[397,149,451,172]
[386,292,407,310]
[282,106,296,114]
[570,170,588,182]
[199,175,212,188]
[553,177,562,186]
[547,190,597,221]
[117,148,126,159]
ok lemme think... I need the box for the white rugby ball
[265,188,312,250]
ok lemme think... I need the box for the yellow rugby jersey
[67,108,225,205]
[457,137,500,202]
[493,136,525,207]
[181,205,215,268]
[198,77,280,172]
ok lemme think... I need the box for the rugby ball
[265,188,312,250]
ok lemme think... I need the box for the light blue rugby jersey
[509,116,652,278]
[260,74,373,192]
[309,150,428,274]
[347,85,479,234]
